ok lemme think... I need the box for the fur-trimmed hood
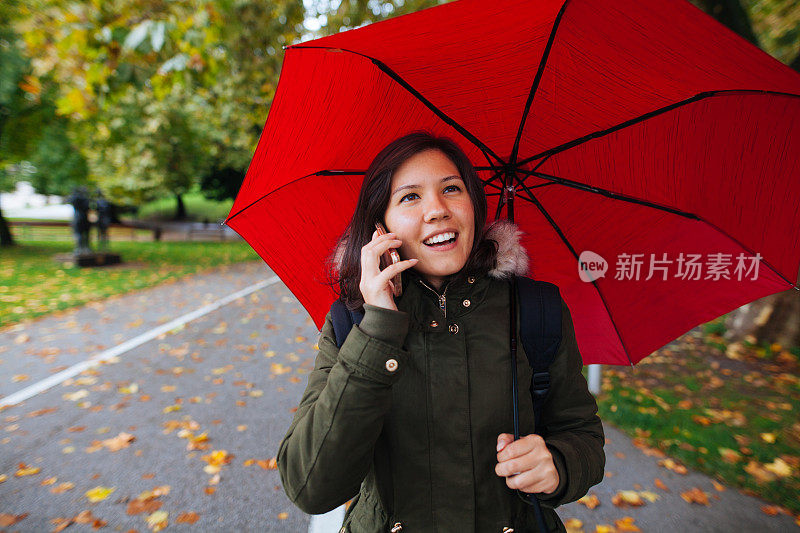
[332,219,529,279]
[484,219,530,279]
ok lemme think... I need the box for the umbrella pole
[505,183,551,532]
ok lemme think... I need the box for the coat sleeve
[533,298,606,508]
[277,305,409,515]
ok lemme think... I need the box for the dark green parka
[278,221,605,532]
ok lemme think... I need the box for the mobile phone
[375,222,403,297]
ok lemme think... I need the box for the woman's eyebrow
[391,175,462,196]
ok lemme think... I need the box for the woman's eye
[444,185,462,193]
[400,192,419,203]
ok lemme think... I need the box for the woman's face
[383,149,475,289]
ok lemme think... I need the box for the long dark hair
[329,131,497,310]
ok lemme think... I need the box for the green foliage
[200,166,245,202]
[745,0,800,64]
[306,0,451,35]
[13,0,305,207]
[703,316,728,336]
[28,120,89,196]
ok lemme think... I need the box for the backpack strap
[516,276,562,435]
[330,299,365,349]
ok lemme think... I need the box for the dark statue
[68,186,91,254]
[94,189,112,250]
[61,186,121,267]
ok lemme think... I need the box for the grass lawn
[133,191,233,222]
[597,324,800,518]
[0,240,259,327]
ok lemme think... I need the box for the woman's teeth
[423,232,456,246]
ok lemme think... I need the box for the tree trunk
[698,0,760,47]
[0,204,15,247]
[724,291,800,349]
[175,193,187,220]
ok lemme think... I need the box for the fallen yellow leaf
[615,516,641,532]
[176,511,199,524]
[85,486,115,502]
[745,460,777,483]
[680,487,710,506]
[658,458,688,474]
[639,490,660,503]
[564,518,584,533]
[146,510,169,532]
[611,490,645,507]
[577,493,600,509]
[50,482,75,493]
[270,363,291,375]
[764,458,793,478]
[15,463,40,477]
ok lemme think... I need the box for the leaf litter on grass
[597,326,800,518]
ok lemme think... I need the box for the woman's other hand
[359,230,418,311]
[495,433,560,495]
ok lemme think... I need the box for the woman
[277,132,605,532]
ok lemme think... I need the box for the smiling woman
[330,132,496,310]
[383,149,475,290]
[277,132,605,532]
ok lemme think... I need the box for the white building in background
[1,181,72,220]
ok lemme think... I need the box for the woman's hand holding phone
[359,228,418,311]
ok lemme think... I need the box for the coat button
[385,359,398,372]
[429,320,439,328]
[462,299,471,308]
[449,324,459,334]
[467,276,475,284]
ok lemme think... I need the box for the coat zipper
[418,279,448,318]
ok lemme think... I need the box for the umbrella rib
[528,170,701,220]
[287,46,505,167]
[481,170,506,188]
[515,89,800,168]
[525,192,636,367]
[509,0,572,166]
[527,172,798,291]
[224,169,367,224]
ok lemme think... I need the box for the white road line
[0,276,281,408]
[308,506,346,533]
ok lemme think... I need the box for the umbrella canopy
[225,0,800,365]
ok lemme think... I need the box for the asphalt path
[1,262,796,532]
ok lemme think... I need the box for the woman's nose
[423,195,450,222]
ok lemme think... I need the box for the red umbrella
[224,0,800,366]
